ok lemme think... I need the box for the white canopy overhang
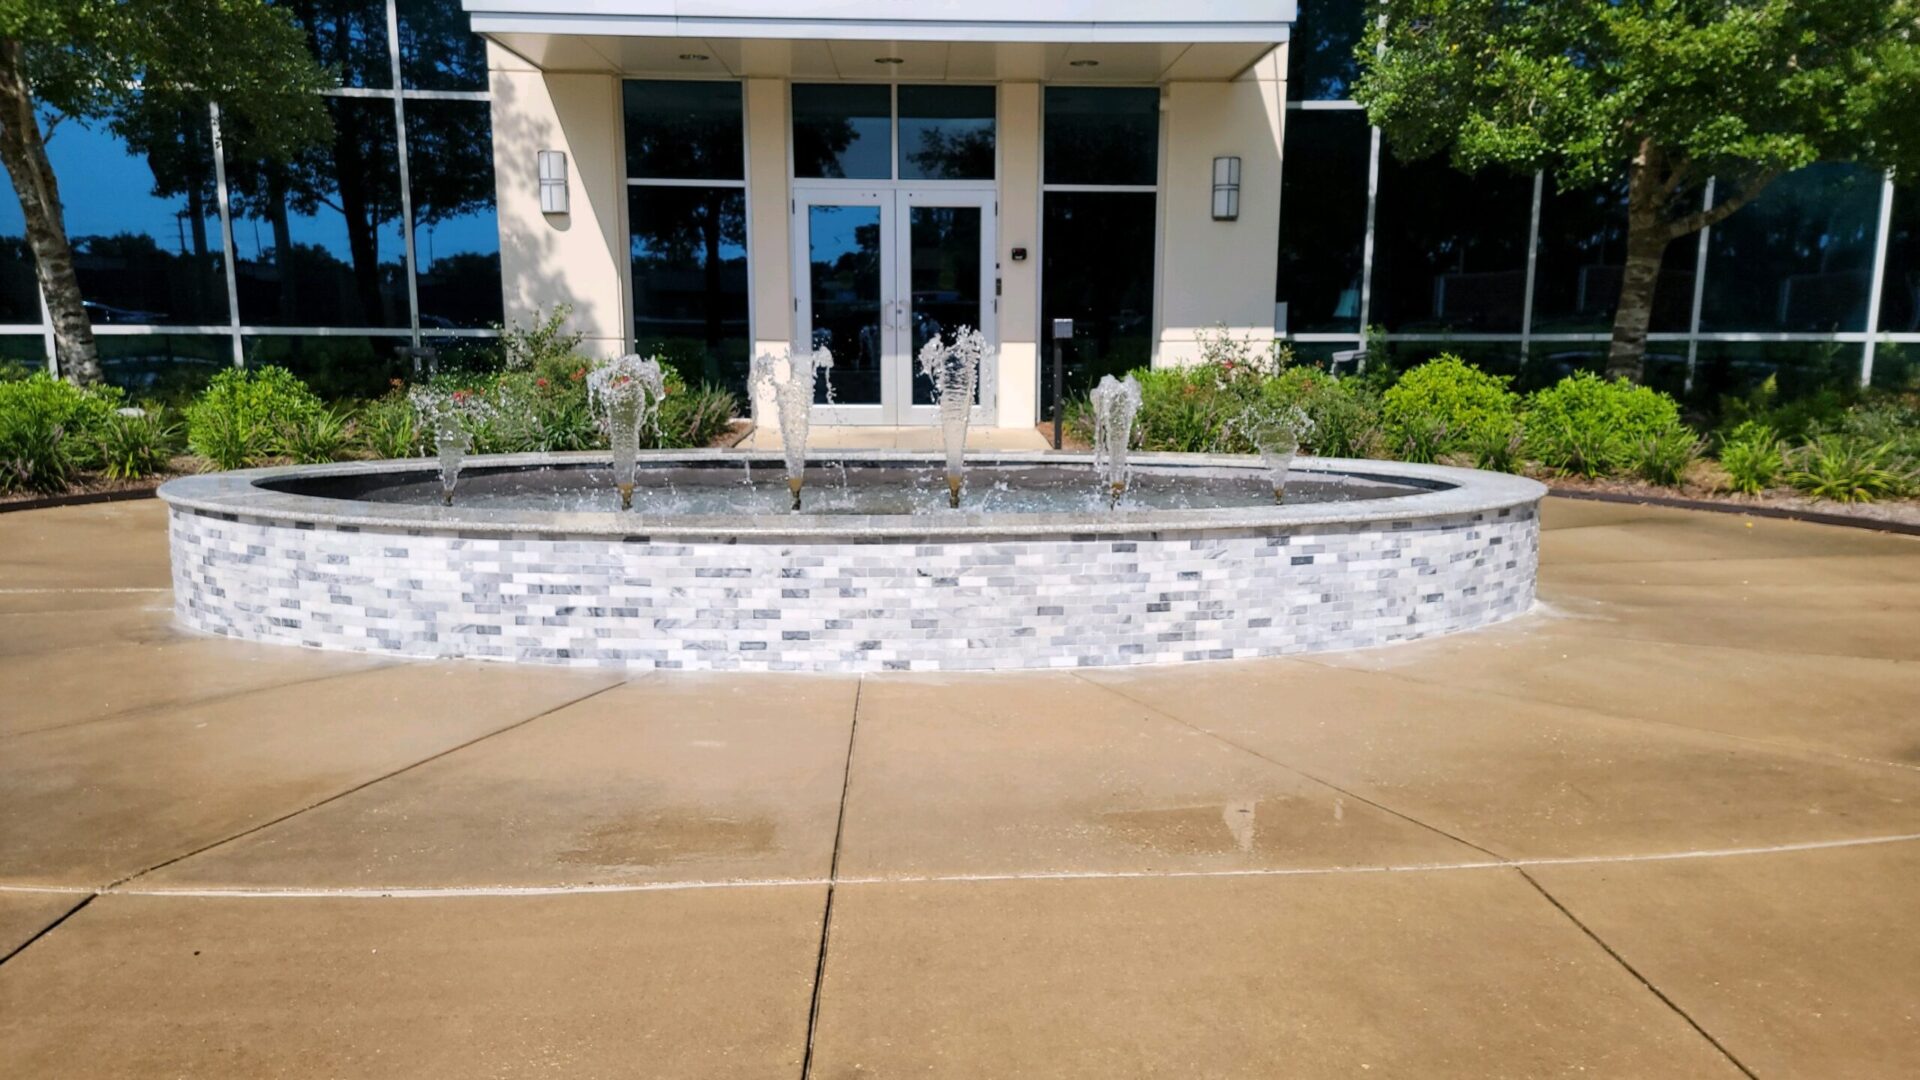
[463,1,1295,82]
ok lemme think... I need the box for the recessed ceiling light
[875,56,906,65]
[1069,59,1101,68]
[679,53,710,61]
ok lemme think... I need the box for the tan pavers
[0,887,824,1078]
[0,891,86,957]
[0,500,172,590]
[0,599,176,658]
[1083,660,1920,859]
[1540,503,1916,565]
[836,672,1481,878]
[808,870,1745,1079]
[1319,619,1920,767]
[146,673,857,889]
[0,631,389,737]
[1531,840,1920,1079]
[0,662,622,888]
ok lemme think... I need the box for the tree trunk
[0,39,101,384]
[1607,150,1672,383]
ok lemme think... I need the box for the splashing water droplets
[1227,402,1315,503]
[918,326,989,507]
[1089,374,1143,507]
[586,354,668,510]
[749,347,834,510]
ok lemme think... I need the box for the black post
[1050,317,1072,450]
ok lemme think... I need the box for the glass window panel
[1692,342,1864,405]
[98,335,231,398]
[629,187,750,396]
[272,0,392,89]
[0,336,47,374]
[1699,164,1880,333]
[397,0,488,91]
[1043,88,1158,187]
[1040,191,1156,416]
[44,106,227,327]
[244,334,402,399]
[623,80,744,181]
[406,100,502,329]
[1879,182,1920,334]
[1378,340,1527,381]
[1533,176,1699,335]
[792,84,891,181]
[1523,342,1690,398]
[1276,111,1369,334]
[226,98,408,328]
[908,205,984,406]
[1289,0,1366,101]
[1371,155,1531,333]
[0,160,37,324]
[897,85,995,181]
[804,203,883,404]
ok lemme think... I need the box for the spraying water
[917,326,989,507]
[1228,402,1315,503]
[408,386,492,505]
[586,354,668,510]
[1089,373,1143,508]
[749,346,834,510]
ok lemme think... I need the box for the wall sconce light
[1212,156,1241,221]
[538,150,568,214]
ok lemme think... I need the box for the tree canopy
[1354,0,1920,380]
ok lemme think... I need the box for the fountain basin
[158,451,1544,672]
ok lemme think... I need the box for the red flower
[535,377,549,389]
[570,367,586,382]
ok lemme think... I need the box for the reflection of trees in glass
[1043,89,1158,186]
[904,125,993,182]
[1288,0,1364,101]
[794,116,858,179]
[396,0,487,91]
[404,101,494,248]
[623,81,744,181]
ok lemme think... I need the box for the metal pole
[1050,317,1072,449]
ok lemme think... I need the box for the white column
[997,82,1042,428]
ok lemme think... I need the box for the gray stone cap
[157,450,1547,541]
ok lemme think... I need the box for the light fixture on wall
[538,150,568,214]
[1211,156,1241,221]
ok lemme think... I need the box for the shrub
[359,391,420,459]
[1381,355,1522,461]
[1524,372,1681,477]
[0,374,122,469]
[655,373,738,448]
[185,366,325,469]
[1466,425,1526,473]
[276,405,357,464]
[1716,375,1854,443]
[1785,438,1915,504]
[500,305,587,375]
[1632,426,1703,486]
[1260,367,1384,458]
[0,407,78,493]
[94,411,180,480]
[1716,421,1786,495]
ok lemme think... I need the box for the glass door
[898,188,996,426]
[793,187,995,424]
[793,190,892,424]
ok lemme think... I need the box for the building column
[486,43,628,357]
[1155,50,1286,365]
[997,82,1042,428]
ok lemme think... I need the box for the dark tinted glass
[48,108,227,327]
[0,336,45,373]
[1877,182,1919,333]
[629,187,750,395]
[272,0,391,89]
[0,158,37,324]
[1699,164,1880,333]
[1289,0,1366,101]
[1041,191,1156,416]
[406,100,502,329]
[1044,88,1158,187]
[1533,176,1699,334]
[1371,154,1531,333]
[98,335,230,397]
[1276,110,1369,334]
[1692,341,1863,405]
[623,81,744,181]
[244,334,401,399]
[898,85,994,181]
[806,204,883,404]
[1871,342,1919,390]
[397,0,488,91]
[908,205,984,406]
[1526,342,1691,397]
[225,97,409,328]
[793,84,891,181]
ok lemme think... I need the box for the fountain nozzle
[441,490,454,507]
[1108,480,1126,509]
[946,473,963,509]
[788,475,804,511]
[617,482,635,511]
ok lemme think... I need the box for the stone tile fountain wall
[168,502,1538,672]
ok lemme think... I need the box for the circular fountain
[158,447,1543,672]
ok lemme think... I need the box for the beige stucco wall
[1154,49,1286,366]
[487,43,629,358]
[996,82,1042,429]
